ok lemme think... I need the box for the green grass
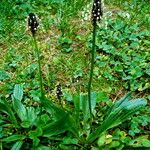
[0,0,150,149]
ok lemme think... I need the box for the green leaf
[43,113,78,137]
[104,93,131,117]
[12,97,27,122]
[108,141,121,148]
[20,107,39,128]
[37,114,50,127]
[97,133,106,147]
[0,141,2,150]
[37,145,51,150]
[29,127,43,139]
[33,138,40,147]
[41,97,69,120]
[21,121,31,128]
[63,137,78,145]
[26,107,38,126]
[23,63,38,76]
[0,99,18,127]
[11,141,23,150]
[0,127,3,138]
[80,93,90,122]
[13,84,23,101]
[97,92,109,102]
[63,90,73,102]
[59,144,73,150]
[128,136,150,148]
[2,135,26,143]
[0,71,10,81]
[63,48,73,53]
[73,94,80,127]
[87,94,147,143]
[90,92,97,113]
[91,147,99,150]
[79,92,96,123]
[41,97,78,137]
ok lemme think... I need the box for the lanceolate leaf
[41,97,68,120]
[12,98,27,122]
[11,141,23,150]
[13,84,23,101]
[80,92,96,123]
[43,113,70,137]
[41,97,78,137]
[80,94,90,123]
[12,84,27,122]
[104,92,131,117]
[0,99,18,127]
[2,135,26,143]
[87,94,147,143]
[43,113,78,138]
[26,107,38,126]
[90,92,97,113]
[73,94,80,128]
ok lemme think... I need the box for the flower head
[92,0,103,24]
[56,84,63,100]
[28,13,39,35]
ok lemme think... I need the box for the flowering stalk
[28,13,44,98]
[56,83,63,106]
[88,0,103,115]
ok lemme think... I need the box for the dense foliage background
[0,0,149,149]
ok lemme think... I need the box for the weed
[88,0,103,115]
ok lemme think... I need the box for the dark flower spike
[28,13,39,35]
[92,0,103,24]
[56,84,63,100]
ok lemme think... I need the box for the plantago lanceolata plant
[28,13,44,98]
[88,0,103,115]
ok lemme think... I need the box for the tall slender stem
[33,35,44,98]
[88,23,97,115]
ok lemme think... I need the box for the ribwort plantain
[88,0,103,115]
[28,13,44,98]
